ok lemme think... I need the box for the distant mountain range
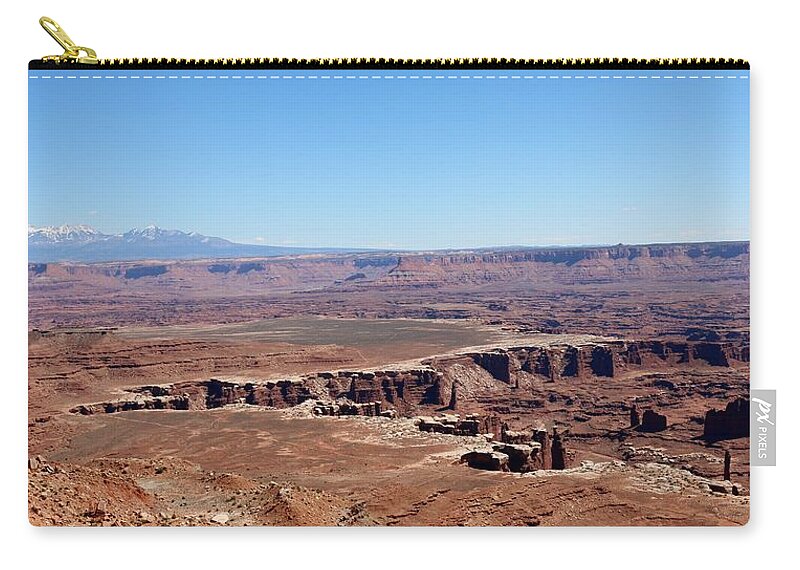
[28,224,354,263]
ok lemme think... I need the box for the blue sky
[29,70,749,249]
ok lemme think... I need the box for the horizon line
[27,223,750,254]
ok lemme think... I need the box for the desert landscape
[28,239,750,526]
[28,60,750,526]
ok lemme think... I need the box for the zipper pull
[39,16,98,64]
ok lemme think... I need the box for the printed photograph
[28,68,749,526]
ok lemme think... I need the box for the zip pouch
[28,17,750,527]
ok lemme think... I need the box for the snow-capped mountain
[121,225,230,246]
[28,224,350,263]
[124,225,178,241]
[27,224,104,244]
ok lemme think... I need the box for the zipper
[31,16,750,70]
[37,17,98,65]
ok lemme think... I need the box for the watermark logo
[751,390,776,466]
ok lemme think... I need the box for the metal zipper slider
[39,16,98,64]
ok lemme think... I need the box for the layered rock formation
[313,401,395,418]
[630,404,641,428]
[703,398,749,441]
[461,428,561,473]
[324,368,445,411]
[638,410,668,433]
[69,379,315,415]
[469,352,512,383]
[28,241,749,337]
[551,429,567,470]
[204,379,311,408]
[29,242,749,292]
[724,450,732,481]
[67,339,749,421]
[438,340,748,385]
[383,242,749,287]
[416,413,483,436]
[461,451,509,472]
[460,442,545,474]
[533,429,552,470]
[492,443,542,473]
[70,393,190,415]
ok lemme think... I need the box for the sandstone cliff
[703,397,749,441]
[382,242,749,287]
[68,339,747,418]
[437,340,749,385]
[29,242,749,291]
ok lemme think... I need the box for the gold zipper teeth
[36,20,748,69]
[85,57,748,69]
